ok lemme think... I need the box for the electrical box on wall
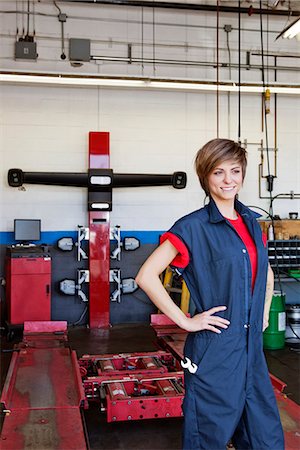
[15,40,38,60]
[69,38,91,62]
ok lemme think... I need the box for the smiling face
[207,159,243,204]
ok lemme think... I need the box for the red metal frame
[24,320,68,333]
[88,132,110,328]
[274,389,300,450]
[79,350,181,381]
[269,373,287,392]
[80,350,184,423]
[105,372,184,422]
[151,313,190,336]
[0,321,88,450]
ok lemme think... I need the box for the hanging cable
[274,55,278,152]
[216,0,220,138]
[259,2,272,209]
[141,6,144,74]
[71,306,88,327]
[53,1,62,14]
[225,24,232,138]
[260,0,280,284]
[266,11,269,87]
[33,0,36,38]
[238,1,241,143]
[15,0,19,38]
[264,11,271,116]
[27,0,30,37]
[259,3,275,228]
[22,0,25,38]
[246,205,272,218]
[152,6,156,74]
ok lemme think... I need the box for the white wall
[0,1,299,232]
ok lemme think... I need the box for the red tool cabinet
[6,246,51,325]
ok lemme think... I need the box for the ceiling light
[276,17,300,40]
[0,73,146,88]
[0,72,299,95]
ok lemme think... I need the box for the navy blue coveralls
[163,198,284,450]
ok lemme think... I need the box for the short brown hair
[194,138,247,196]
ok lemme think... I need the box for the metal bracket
[76,226,89,262]
[77,269,90,303]
[109,270,138,303]
[110,226,121,261]
[110,269,121,303]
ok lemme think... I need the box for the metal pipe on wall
[60,0,300,16]
[274,56,278,175]
[90,55,300,72]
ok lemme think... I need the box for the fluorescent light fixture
[276,17,300,40]
[0,72,299,95]
[0,73,146,88]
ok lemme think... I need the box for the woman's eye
[214,171,222,175]
[233,169,241,174]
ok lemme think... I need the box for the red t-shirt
[161,213,267,292]
[227,214,266,291]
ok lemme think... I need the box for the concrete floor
[1,324,299,449]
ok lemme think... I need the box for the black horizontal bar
[61,0,299,16]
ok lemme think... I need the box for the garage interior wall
[0,0,299,324]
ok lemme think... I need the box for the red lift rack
[0,322,88,450]
[104,372,184,423]
[79,350,184,422]
[77,314,300,446]
[78,339,300,448]
[1,320,299,449]
[79,350,178,379]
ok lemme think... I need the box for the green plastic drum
[263,291,286,350]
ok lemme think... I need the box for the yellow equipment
[162,267,190,314]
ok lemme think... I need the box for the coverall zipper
[226,219,252,327]
[243,254,250,326]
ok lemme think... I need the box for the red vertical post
[88,132,110,328]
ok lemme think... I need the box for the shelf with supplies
[259,219,300,273]
[267,240,300,269]
[259,219,300,241]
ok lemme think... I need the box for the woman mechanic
[136,139,284,450]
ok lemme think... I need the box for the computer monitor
[14,219,41,242]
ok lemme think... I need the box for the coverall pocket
[183,333,216,376]
[193,334,216,375]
